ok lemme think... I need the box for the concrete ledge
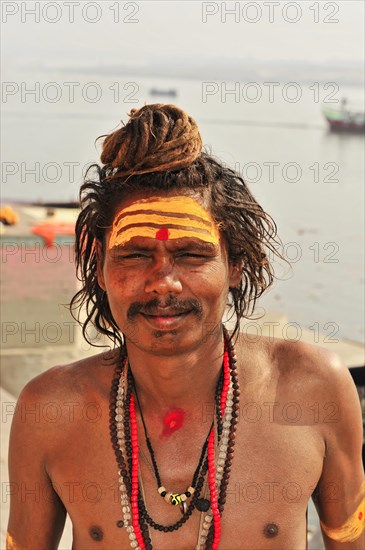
[0,342,106,398]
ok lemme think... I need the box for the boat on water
[31,204,76,247]
[149,88,177,98]
[32,220,75,247]
[322,98,365,133]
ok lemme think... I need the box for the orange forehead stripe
[108,196,220,249]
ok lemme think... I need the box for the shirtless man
[7,104,364,549]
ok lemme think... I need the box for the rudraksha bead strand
[198,374,234,548]
[110,328,240,549]
[218,333,240,513]
[214,369,224,437]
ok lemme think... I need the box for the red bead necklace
[110,327,240,549]
[127,345,231,549]
[130,393,146,550]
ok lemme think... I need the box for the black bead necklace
[131,370,220,515]
[109,327,240,549]
[125,367,211,532]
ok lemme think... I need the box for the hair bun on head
[100,103,203,177]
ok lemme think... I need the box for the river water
[2,71,364,345]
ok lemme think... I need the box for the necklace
[132,369,217,515]
[126,367,209,533]
[109,326,240,550]
[204,330,240,550]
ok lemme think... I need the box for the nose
[144,257,183,295]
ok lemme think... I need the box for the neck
[123,331,225,415]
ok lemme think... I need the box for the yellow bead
[170,493,182,505]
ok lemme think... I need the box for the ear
[95,240,106,291]
[228,259,243,289]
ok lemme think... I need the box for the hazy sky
[2,0,364,72]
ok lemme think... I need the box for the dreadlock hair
[70,103,284,348]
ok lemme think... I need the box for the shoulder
[9,349,120,476]
[233,332,362,448]
[274,336,354,395]
[234,332,355,401]
[274,336,345,377]
[17,348,118,404]
[11,349,118,442]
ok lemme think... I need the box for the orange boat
[32,220,75,247]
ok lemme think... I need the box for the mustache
[127,296,203,320]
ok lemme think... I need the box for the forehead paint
[108,196,219,250]
[320,487,365,543]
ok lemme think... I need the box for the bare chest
[48,398,323,550]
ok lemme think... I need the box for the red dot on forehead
[156,227,169,240]
[359,512,363,520]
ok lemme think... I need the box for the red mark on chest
[359,511,363,520]
[161,408,185,437]
[155,227,169,240]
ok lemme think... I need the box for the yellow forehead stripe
[116,213,212,233]
[320,495,365,543]
[108,196,219,249]
[120,197,211,217]
[113,226,217,246]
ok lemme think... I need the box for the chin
[150,331,195,356]
[126,326,198,356]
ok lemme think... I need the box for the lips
[127,298,202,322]
[142,309,190,317]
[140,310,191,329]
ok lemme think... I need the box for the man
[7,104,364,549]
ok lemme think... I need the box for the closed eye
[176,252,211,259]
[175,252,212,263]
[114,253,149,260]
